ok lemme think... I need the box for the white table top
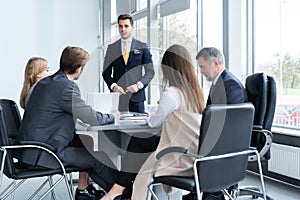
[76,119,161,151]
[76,119,161,133]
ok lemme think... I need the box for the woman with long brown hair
[101,44,205,200]
[129,44,205,200]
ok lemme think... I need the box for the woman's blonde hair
[161,44,205,114]
[20,57,48,109]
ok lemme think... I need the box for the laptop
[86,92,119,113]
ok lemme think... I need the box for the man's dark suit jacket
[17,70,115,169]
[102,38,154,105]
[207,69,248,105]
[203,69,248,199]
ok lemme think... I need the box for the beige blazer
[132,96,202,200]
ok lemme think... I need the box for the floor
[238,172,300,200]
[0,172,300,200]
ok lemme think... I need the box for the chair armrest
[151,146,200,180]
[258,129,273,157]
[253,125,263,130]
[248,129,273,161]
[18,140,55,152]
[156,146,188,160]
[1,143,67,175]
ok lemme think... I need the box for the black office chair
[147,103,267,200]
[233,73,276,200]
[0,102,75,200]
[0,99,21,145]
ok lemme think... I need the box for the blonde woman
[20,57,50,109]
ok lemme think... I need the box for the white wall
[0,0,100,112]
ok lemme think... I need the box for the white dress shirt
[147,86,182,128]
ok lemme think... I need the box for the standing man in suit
[183,47,248,200]
[103,14,154,113]
[17,46,120,200]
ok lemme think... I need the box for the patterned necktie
[123,41,129,65]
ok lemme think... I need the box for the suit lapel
[211,71,225,96]
[210,70,227,104]
[131,38,136,51]
[211,70,227,104]
[113,39,126,65]
[127,38,136,65]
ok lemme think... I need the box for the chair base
[239,188,274,200]
[228,186,274,200]
[150,183,182,200]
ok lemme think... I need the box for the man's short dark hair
[118,14,134,26]
[59,46,89,74]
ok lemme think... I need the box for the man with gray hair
[182,47,248,200]
[196,47,247,105]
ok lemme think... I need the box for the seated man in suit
[183,47,248,200]
[17,46,120,200]
[197,47,247,105]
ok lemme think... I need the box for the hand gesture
[125,84,139,94]
[113,84,126,95]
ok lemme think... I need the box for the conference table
[76,119,161,169]
[76,119,182,199]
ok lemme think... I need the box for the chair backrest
[245,73,276,159]
[246,73,268,128]
[197,103,254,192]
[264,75,277,130]
[0,99,21,142]
[0,105,17,178]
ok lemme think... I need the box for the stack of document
[119,112,148,125]
[120,112,148,119]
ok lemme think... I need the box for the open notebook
[86,92,119,113]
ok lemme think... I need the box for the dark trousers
[72,134,94,150]
[115,132,160,188]
[119,94,145,113]
[60,146,119,192]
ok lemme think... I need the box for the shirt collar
[212,69,225,86]
[121,37,133,43]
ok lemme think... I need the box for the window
[137,0,147,10]
[202,0,223,49]
[158,0,197,60]
[254,0,300,129]
[134,17,147,42]
[111,0,117,23]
